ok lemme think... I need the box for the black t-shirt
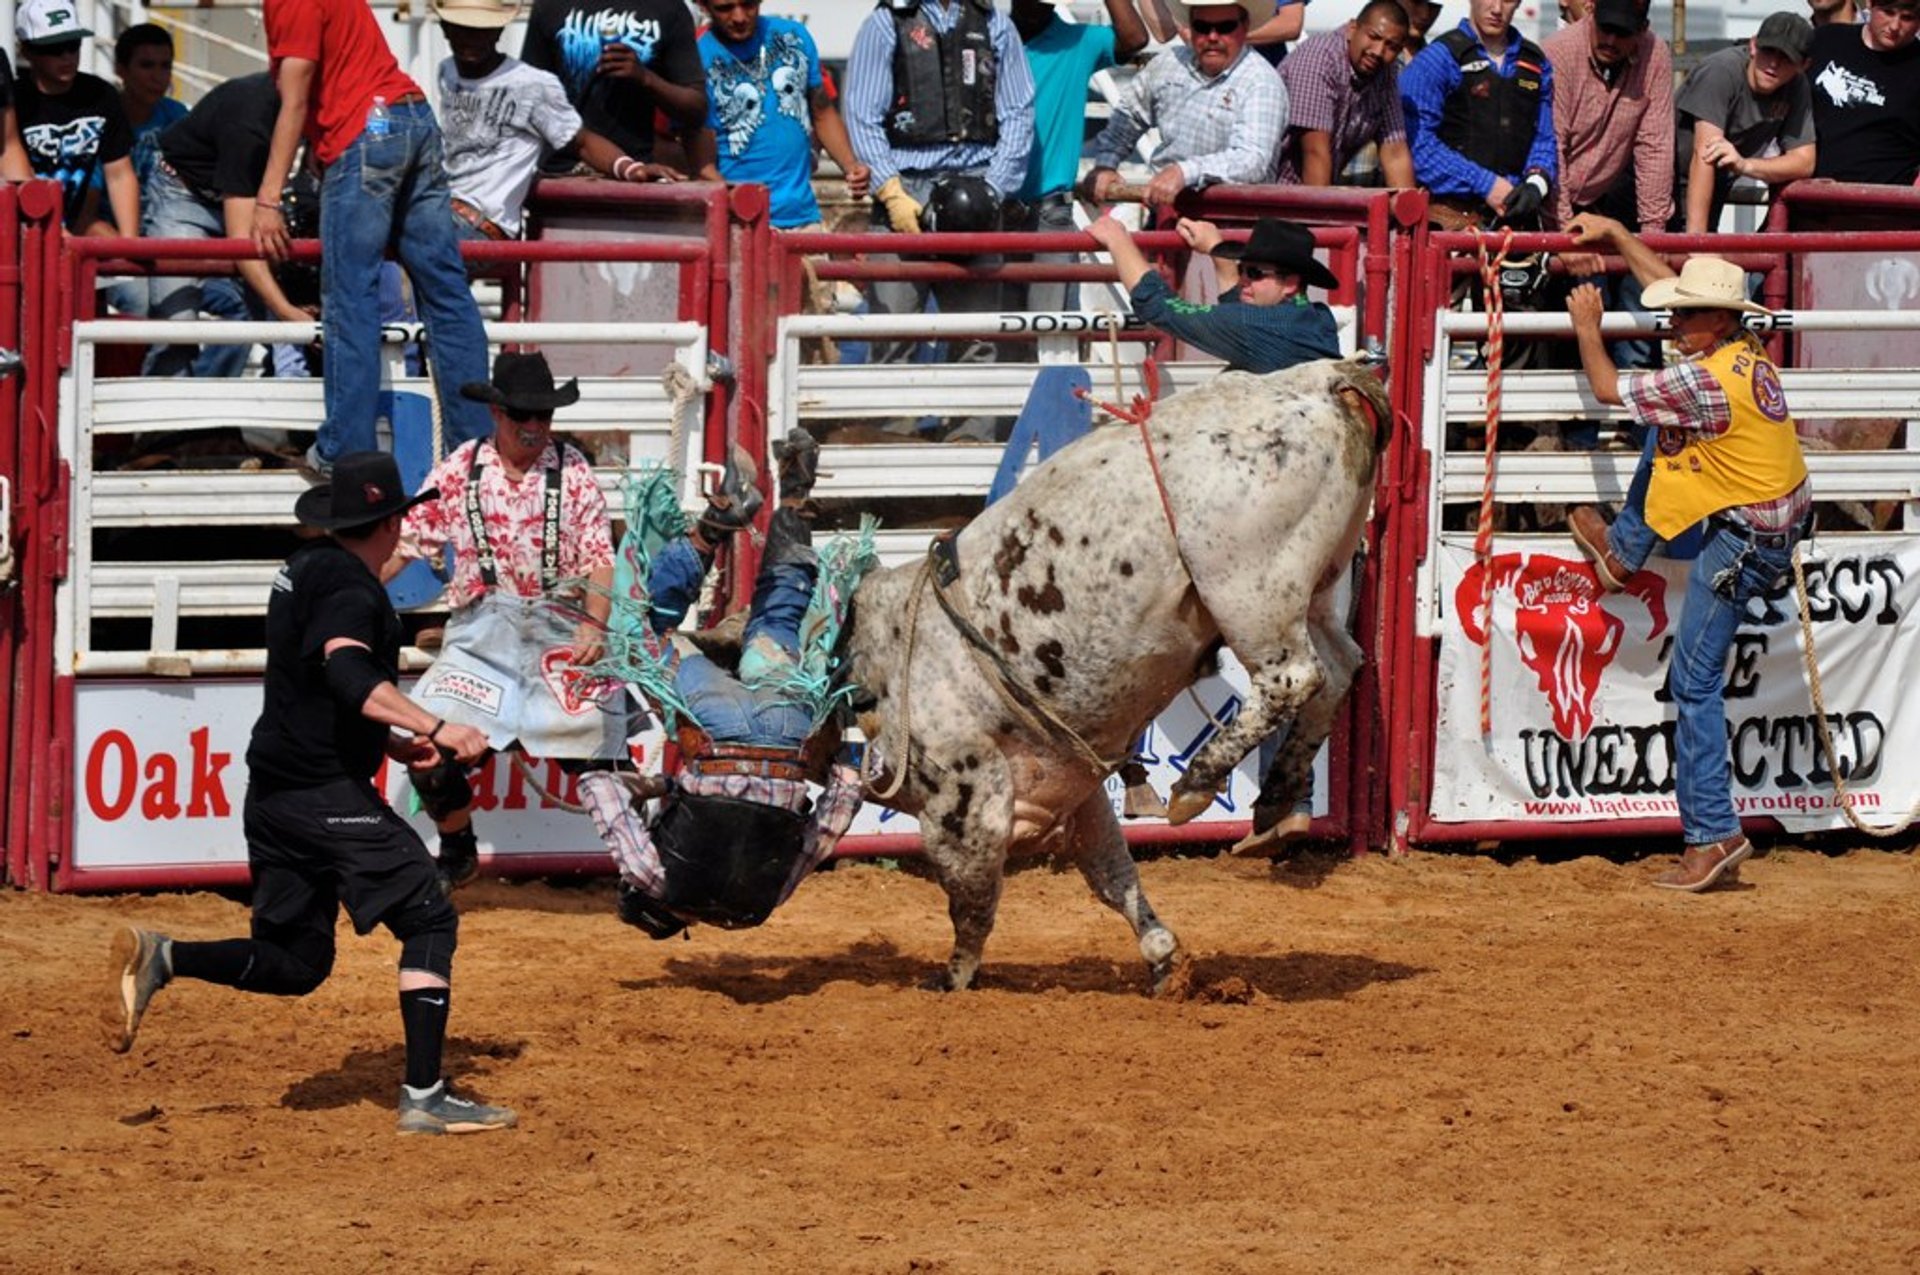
[247,539,401,789]
[14,71,133,230]
[1808,24,1920,185]
[520,0,703,160]
[159,71,280,198]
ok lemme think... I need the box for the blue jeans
[141,163,258,378]
[1607,460,1798,845]
[649,537,817,748]
[317,100,491,463]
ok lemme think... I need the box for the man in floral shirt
[388,351,624,892]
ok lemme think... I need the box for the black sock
[168,938,262,987]
[399,987,450,1091]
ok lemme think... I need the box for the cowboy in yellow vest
[1560,212,1809,894]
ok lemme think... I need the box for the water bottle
[366,95,391,139]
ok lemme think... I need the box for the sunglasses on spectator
[1190,15,1245,34]
[1239,263,1279,282]
[504,408,554,424]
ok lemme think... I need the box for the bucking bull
[848,359,1390,995]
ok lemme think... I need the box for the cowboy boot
[761,506,818,570]
[696,445,764,541]
[773,427,820,502]
[1567,506,1630,593]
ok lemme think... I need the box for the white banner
[1430,534,1920,832]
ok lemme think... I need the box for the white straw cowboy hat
[430,0,523,28]
[1641,256,1773,316]
[1177,0,1281,25]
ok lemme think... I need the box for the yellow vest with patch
[1643,334,1808,539]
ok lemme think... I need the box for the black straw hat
[460,350,581,413]
[294,451,438,530]
[1213,218,1342,292]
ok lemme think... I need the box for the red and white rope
[1474,228,1514,745]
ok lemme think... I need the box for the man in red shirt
[253,0,493,477]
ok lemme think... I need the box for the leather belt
[685,757,810,783]
[390,92,428,106]
[450,197,509,241]
[1708,513,1805,550]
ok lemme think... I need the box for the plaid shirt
[583,763,863,907]
[1276,29,1405,184]
[1541,20,1674,230]
[1090,45,1287,187]
[1621,340,1810,532]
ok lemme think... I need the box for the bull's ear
[1623,572,1669,639]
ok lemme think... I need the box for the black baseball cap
[1753,10,1814,59]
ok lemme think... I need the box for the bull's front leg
[1165,637,1323,826]
[1062,792,1186,997]
[914,752,1016,991]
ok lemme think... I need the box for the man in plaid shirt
[1277,0,1415,187]
[1560,213,1810,895]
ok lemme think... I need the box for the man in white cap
[433,0,678,247]
[11,0,140,235]
[1083,0,1289,208]
[1560,213,1810,894]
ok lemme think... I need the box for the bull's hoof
[1165,789,1214,827]
[1150,951,1194,1000]
[925,959,979,992]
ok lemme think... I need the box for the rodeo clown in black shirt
[103,453,519,1136]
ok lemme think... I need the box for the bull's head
[1456,553,1668,741]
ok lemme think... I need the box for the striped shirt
[842,1,1036,198]
[1277,29,1406,185]
[1541,20,1674,231]
[1621,344,1810,532]
[583,763,863,907]
[1089,45,1287,187]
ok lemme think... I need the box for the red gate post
[0,183,19,885]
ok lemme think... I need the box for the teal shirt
[1018,16,1115,202]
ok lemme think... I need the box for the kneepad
[411,755,476,822]
[390,889,459,981]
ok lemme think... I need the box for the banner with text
[1430,534,1918,832]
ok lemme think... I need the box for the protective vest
[882,0,999,147]
[1644,333,1809,538]
[1434,29,1547,179]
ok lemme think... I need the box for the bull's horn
[1165,789,1214,827]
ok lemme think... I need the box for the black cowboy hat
[1213,218,1342,292]
[459,350,581,413]
[294,451,438,530]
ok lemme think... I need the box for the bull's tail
[1332,360,1393,454]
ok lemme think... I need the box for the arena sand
[4,846,1919,1273]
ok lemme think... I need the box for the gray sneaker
[396,1081,518,1136]
[105,926,171,1054]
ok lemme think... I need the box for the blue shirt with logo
[698,16,824,229]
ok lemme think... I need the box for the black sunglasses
[1239,263,1278,282]
[504,407,553,424]
[1191,14,1245,34]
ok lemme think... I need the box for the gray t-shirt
[1675,45,1814,170]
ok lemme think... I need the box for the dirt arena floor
[6,843,1920,1273]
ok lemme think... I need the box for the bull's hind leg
[1255,588,1365,815]
[916,756,1016,992]
[1063,792,1184,996]
[1165,622,1322,825]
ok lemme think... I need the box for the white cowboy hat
[1177,0,1281,26]
[1641,256,1773,316]
[430,0,522,28]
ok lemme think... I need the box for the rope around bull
[1473,228,1515,746]
[1790,546,1920,837]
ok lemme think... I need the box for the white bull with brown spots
[848,359,1389,994]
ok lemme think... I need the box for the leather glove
[1500,171,1551,224]
[875,175,923,235]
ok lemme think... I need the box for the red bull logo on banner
[1455,553,1669,742]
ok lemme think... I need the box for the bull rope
[510,752,589,815]
[1789,547,1920,837]
[660,360,699,480]
[1473,228,1515,746]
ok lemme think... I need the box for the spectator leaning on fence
[255,0,494,477]
[1083,0,1288,209]
[11,0,138,237]
[115,25,186,219]
[1010,0,1149,314]
[685,0,870,231]
[1673,11,1815,234]
[1542,0,1672,232]
[520,0,706,173]
[1806,0,1920,186]
[435,0,677,248]
[1277,0,1414,187]
[1399,0,1556,225]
